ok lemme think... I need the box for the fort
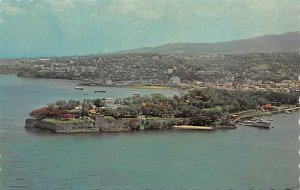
[24,88,299,134]
[25,116,188,133]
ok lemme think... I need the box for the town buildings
[1,52,299,92]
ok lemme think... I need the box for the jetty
[283,107,300,112]
[233,109,257,123]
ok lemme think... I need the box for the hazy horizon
[0,0,299,58]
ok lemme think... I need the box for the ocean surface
[0,74,299,190]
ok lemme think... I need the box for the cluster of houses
[2,52,299,91]
[193,79,300,92]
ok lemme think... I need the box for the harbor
[0,74,299,189]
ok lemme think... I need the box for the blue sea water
[0,74,299,189]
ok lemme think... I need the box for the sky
[0,0,299,58]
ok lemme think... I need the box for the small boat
[132,91,141,96]
[75,86,84,90]
[244,119,270,128]
[94,90,106,93]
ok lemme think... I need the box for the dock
[283,107,300,112]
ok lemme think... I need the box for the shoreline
[13,74,181,92]
[2,74,182,94]
[127,85,171,90]
[24,117,234,134]
[25,110,299,134]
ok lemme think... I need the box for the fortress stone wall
[25,116,186,133]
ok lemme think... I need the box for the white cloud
[103,0,299,22]
[105,0,220,21]
[106,1,224,20]
[106,1,163,20]
[0,2,24,16]
[47,0,75,12]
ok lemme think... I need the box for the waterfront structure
[244,120,271,128]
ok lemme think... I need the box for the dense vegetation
[30,88,299,126]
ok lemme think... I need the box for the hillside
[113,31,300,55]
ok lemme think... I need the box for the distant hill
[112,31,300,55]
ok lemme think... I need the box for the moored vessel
[94,90,106,93]
[244,119,270,128]
[75,86,84,90]
[132,91,141,96]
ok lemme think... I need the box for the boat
[244,119,270,128]
[132,91,141,96]
[75,86,84,90]
[94,90,106,93]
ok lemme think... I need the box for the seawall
[25,117,226,133]
[25,119,96,133]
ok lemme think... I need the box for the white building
[105,79,113,85]
[167,69,173,74]
[170,76,180,85]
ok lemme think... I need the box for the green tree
[55,100,68,109]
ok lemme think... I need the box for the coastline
[25,119,235,133]
[15,74,182,92]
[25,116,237,134]
[127,85,171,90]
[24,103,300,134]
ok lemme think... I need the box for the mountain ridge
[109,31,300,55]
